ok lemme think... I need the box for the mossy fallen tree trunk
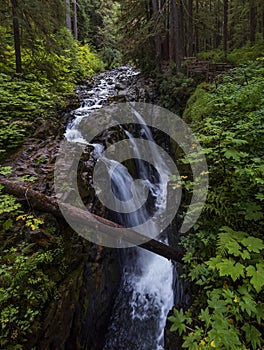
[0,178,183,263]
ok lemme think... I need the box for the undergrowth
[169,59,264,349]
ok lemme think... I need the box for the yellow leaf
[16,215,25,221]
[200,339,206,346]
[210,340,216,348]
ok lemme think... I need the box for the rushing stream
[65,66,175,349]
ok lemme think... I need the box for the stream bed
[65,66,177,350]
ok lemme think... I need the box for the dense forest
[0,0,264,349]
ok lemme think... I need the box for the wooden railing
[184,57,234,82]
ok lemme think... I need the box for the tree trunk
[73,0,78,40]
[169,0,175,62]
[11,0,22,74]
[169,0,182,71]
[223,0,228,55]
[160,0,169,61]
[179,0,185,57]
[262,0,264,39]
[188,0,194,56]
[152,0,162,68]
[195,0,199,53]
[65,0,72,32]
[249,0,256,44]
[0,179,183,263]
[175,0,182,70]
[214,0,221,48]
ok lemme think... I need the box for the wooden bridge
[185,57,234,82]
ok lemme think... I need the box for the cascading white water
[102,128,174,350]
[65,66,175,349]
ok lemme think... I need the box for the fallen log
[0,179,183,263]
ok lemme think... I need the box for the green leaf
[3,219,13,231]
[207,292,227,313]
[239,294,257,316]
[224,149,246,161]
[0,166,12,175]
[246,264,264,292]
[242,324,262,350]
[225,240,241,257]
[199,308,211,328]
[218,259,245,281]
[241,237,264,253]
[255,192,264,201]
[255,303,264,323]
[169,309,187,336]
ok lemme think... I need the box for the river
[65,66,176,350]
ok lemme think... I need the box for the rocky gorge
[1,66,186,350]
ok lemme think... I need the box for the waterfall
[65,66,175,349]
[102,123,174,350]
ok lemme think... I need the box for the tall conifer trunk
[65,0,72,32]
[73,0,78,40]
[249,0,256,44]
[152,0,162,67]
[11,0,22,73]
[195,0,199,53]
[223,0,228,55]
[188,0,194,56]
[169,0,181,71]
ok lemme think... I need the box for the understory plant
[0,168,65,349]
[0,26,104,159]
[169,60,264,349]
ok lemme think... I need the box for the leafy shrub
[75,42,105,81]
[197,49,225,63]
[227,36,264,65]
[0,26,15,74]
[99,47,123,69]
[197,36,264,66]
[0,246,58,348]
[21,28,104,91]
[159,71,196,116]
[0,25,104,159]
[0,170,65,348]
[0,73,56,159]
[169,61,264,349]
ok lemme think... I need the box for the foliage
[0,172,65,349]
[0,246,59,348]
[0,186,21,216]
[118,0,158,71]
[170,60,264,348]
[75,42,105,81]
[0,26,103,159]
[158,70,196,116]
[197,36,264,66]
[0,26,15,74]
[0,73,55,159]
[0,26,104,91]
[197,49,225,63]
[227,36,264,65]
[97,1,123,68]
[118,0,264,71]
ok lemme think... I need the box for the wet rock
[2,65,162,350]
[26,241,122,350]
